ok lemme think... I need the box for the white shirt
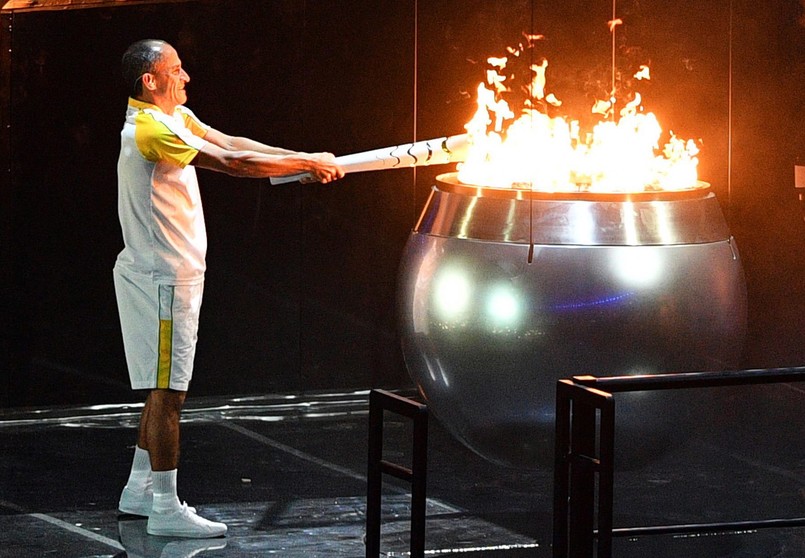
[115,97,210,285]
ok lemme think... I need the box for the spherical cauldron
[397,173,747,468]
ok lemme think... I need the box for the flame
[457,35,702,193]
[634,64,651,80]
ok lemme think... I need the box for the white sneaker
[119,485,153,517]
[146,502,227,538]
[119,486,197,517]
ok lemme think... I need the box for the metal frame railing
[365,389,429,558]
[553,366,805,558]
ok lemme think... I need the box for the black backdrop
[1,0,804,408]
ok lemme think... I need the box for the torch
[269,133,470,184]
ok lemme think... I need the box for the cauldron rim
[436,172,712,202]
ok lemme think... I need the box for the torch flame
[457,35,702,193]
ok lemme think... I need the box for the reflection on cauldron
[398,173,747,468]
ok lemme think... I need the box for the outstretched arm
[191,128,344,183]
[203,128,300,156]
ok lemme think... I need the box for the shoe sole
[118,507,150,517]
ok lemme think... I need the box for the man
[114,39,344,538]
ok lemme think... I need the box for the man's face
[150,45,190,110]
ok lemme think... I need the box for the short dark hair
[122,39,168,98]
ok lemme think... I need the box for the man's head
[122,39,190,112]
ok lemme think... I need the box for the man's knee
[148,389,187,415]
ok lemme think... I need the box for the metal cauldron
[397,173,747,468]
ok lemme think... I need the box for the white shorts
[114,267,204,392]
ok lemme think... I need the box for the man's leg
[119,390,180,516]
[139,389,186,471]
[141,390,227,538]
[140,389,185,513]
[116,268,158,516]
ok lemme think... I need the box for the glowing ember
[457,28,702,193]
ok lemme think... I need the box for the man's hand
[305,152,345,184]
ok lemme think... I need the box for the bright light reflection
[611,248,663,287]
[653,203,675,244]
[486,285,520,328]
[569,203,597,244]
[424,354,451,388]
[433,268,472,321]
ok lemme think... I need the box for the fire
[457,31,702,193]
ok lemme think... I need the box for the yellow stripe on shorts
[157,285,175,389]
[157,318,173,389]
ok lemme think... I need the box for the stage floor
[1,385,803,557]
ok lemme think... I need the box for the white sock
[152,469,182,513]
[124,446,152,492]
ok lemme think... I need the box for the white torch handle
[269,133,470,185]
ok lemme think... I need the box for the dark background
[1,0,803,408]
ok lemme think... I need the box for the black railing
[553,366,805,558]
[366,389,429,558]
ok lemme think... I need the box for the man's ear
[141,73,157,92]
